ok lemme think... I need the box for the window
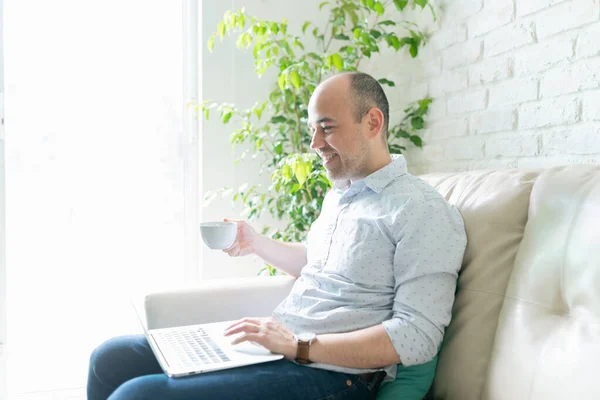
[4,1,199,395]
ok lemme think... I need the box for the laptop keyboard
[155,327,231,369]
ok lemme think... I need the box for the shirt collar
[332,154,408,194]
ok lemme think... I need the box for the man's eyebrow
[308,117,337,127]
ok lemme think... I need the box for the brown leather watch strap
[296,340,311,364]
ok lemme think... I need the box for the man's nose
[310,130,324,150]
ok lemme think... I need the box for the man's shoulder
[383,172,448,206]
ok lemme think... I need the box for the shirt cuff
[382,318,438,366]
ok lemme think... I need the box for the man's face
[307,78,369,182]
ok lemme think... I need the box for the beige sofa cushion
[482,166,600,399]
[420,169,540,400]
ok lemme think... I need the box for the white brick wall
[381,0,600,174]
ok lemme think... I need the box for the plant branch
[292,90,304,153]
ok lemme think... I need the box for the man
[87,72,467,400]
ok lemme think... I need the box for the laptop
[131,299,284,378]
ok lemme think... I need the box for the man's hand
[222,218,259,257]
[223,317,298,360]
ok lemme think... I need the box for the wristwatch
[295,332,317,365]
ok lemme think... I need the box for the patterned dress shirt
[272,155,467,381]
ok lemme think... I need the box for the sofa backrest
[421,165,600,399]
[420,169,540,399]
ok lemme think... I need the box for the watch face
[297,332,316,342]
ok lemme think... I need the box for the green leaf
[270,22,279,34]
[334,33,350,40]
[302,21,311,34]
[332,16,345,27]
[374,2,385,14]
[353,28,362,39]
[410,135,423,147]
[366,0,375,10]
[411,116,424,130]
[378,20,396,26]
[332,53,344,70]
[218,21,226,38]
[410,42,418,57]
[386,35,400,50]
[274,142,283,155]
[277,73,286,91]
[370,29,382,39]
[393,0,409,10]
[222,111,233,124]
[415,0,428,8]
[293,38,305,50]
[319,1,329,10]
[282,164,292,181]
[271,115,287,124]
[418,98,432,112]
[293,159,308,185]
[207,35,216,52]
[290,70,301,89]
[378,78,395,87]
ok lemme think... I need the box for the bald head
[312,72,390,143]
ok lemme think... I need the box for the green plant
[198,0,434,276]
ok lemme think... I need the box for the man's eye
[322,126,333,132]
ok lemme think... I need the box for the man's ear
[365,107,384,139]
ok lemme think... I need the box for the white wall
[366,0,600,174]
[200,0,325,279]
[0,0,6,395]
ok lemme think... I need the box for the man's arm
[308,324,400,368]
[222,219,307,278]
[252,235,307,278]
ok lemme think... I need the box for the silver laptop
[132,300,284,378]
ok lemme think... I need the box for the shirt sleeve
[382,197,467,366]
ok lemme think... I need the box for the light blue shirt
[272,155,467,381]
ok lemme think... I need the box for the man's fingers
[223,218,244,223]
[223,243,240,255]
[224,317,262,332]
[224,322,260,337]
[230,332,260,346]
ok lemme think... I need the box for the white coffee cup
[199,221,237,250]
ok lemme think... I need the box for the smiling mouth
[321,153,338,166]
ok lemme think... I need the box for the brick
[468,55,513,86]
[469,158,519,170]
[445,0,484,21]
[540,57,600,97]
[471,108,516,134]
[468,0,515,38]
[536,0,600,39]
[576,23,600,59]
[485,21,536,57]
[517,154,600,168]
[444,137,485,160]
[442,40,482,70]
[426,99,446,121]
[514,33,576,76]
[542,123,600,154]
[485,133,539,157]
[447,89,487,114]
[518,96,580,129]
[428,117,469,139]
[489,78,538,107]
[430,23,468,51]
[582,90,600,121]
[516,0,569,17]
[429,70,468,97]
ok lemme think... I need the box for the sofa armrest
[144,275,296,329]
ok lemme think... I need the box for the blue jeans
[87,335,383,400]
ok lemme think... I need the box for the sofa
[144,165,600,399]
